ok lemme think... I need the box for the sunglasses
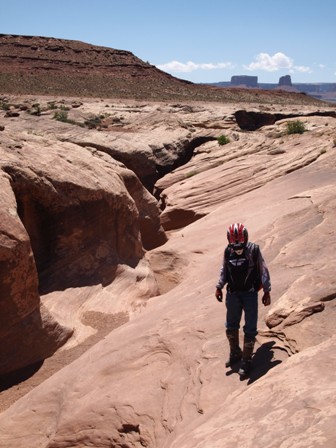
[231,243,245,251]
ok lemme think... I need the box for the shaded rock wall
[0,173,72,375]
[234,109,336,130]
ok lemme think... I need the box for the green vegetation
[53,110,84,127]
[30,103,41,116]
[53,110,70,122]
[84,115,103,129]
[286,120,306,135]
[217,135,230,145]
[47,101,58,110]
[0,100,10,111]
[185,170,199,178]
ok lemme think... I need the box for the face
[232,243,245,255]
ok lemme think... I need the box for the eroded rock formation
[0,106,170,374]
[0,95,335,447]
[0,172,72,375]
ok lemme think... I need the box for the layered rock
[0,35,325,105]
[0,96,336,448]
[0,113,168,374]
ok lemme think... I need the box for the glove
[215,288,223,302]
[262,291,271,306]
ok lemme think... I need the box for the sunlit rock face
[0,93,335,448]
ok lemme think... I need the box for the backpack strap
[251,244,262,291]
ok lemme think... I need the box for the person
[215,223,271,377]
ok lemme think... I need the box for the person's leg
[240,291,258,376]
[226,291,243,331]
[225,292,243,366]
[242,290,258,338]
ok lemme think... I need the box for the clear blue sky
[1,0,335,84]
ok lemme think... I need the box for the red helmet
[227,223,248,246]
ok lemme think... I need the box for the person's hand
[215,288,223,302]
[262,291,271,306]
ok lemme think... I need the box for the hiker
[215,223,271,377]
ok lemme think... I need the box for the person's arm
[215,251,227,302]
[257,249,271,306]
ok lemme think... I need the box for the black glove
[262,291,271,306]
[215,288,223,302]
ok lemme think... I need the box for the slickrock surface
[0,94,335,447]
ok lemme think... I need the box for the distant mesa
[231,75,258,88]
[209,74,336,102]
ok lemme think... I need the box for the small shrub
[53,110,69,122]
[185,170,199,178]
[84,116,102,129]
[0,100,10,111]
[332,137,336,147]
[47,101,58,110]
[286,120,306,135]
[53,110,85,127]
[217,135,230,145]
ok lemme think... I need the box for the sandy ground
[0,311,128,412]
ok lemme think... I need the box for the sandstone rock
[0,119,168,373]
[0,172,72,375]
[155,114,336,230]
[172,336,336,448]
[0,96,335,448]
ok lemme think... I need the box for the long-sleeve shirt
[216,242,271,293]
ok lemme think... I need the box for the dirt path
[0,311,128,413]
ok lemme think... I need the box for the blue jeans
[225,290,258,337]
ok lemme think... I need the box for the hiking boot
[238,359,252,377]
[225,349,242,368]
[225,329,241,368]
[242,334,255,359]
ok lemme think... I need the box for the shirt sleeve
[258,249,271,292]
[216,251,227,289]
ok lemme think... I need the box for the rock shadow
[0,360,44,392]
[247,341,283,384]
